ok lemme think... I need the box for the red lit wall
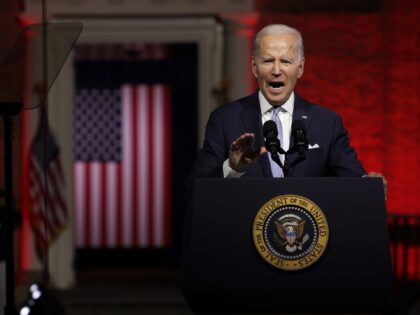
[257,0,419,215]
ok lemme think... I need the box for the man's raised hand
[228,133,267,173]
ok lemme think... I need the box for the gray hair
[252,24,304,62]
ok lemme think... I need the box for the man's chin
[266,95,287,106]
[260,88,291,106]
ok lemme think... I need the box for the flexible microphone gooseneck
[291,119,308,160]
[263,120,288,175]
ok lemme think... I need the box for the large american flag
[73,44,172,248]
[29,111,69,256]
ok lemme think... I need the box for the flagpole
[41,0,50,288]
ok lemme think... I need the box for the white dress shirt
[223,91,295,178]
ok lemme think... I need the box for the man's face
[252,33,304,106]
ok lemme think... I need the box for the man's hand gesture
[228,133,267,173]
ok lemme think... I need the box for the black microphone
[292,119,308,158]
[263,120,280,155]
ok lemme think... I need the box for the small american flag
[28,111,69,256]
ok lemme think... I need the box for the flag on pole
[28,109,69,256]
[73,84,171,248]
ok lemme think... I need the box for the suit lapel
[289,94,311,176]
[240,93,272,177]
[293,94,311,125]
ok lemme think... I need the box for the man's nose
[272,62,282,75]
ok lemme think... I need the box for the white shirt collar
[258,91,295,116]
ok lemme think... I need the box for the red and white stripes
[74,84,171,248]
[29,155,68,252]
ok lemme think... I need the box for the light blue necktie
[269,107,284,177]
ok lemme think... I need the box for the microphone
[263,120,289,176]
[263,120,281,155]
[291,119,308,158]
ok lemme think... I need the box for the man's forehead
[258,36,299,55]
[260,34,297,46]
[261,32,298,42]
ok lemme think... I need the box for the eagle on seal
[275,220,306,247]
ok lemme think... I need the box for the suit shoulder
[312,104,341,119]
[300,97,341,120]
[211,93,259,117]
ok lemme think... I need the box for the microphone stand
[265,121,308,178]
[284,154,290,177]
[270,148,290,177]
[285,145,307,173]
[270,146,307,178]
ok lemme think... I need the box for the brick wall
[256,0,420,215]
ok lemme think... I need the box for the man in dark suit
[191,24,366,179]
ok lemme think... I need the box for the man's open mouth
[268,82,285,89]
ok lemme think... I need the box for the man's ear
[251,58,258,78]
[297,57,305,79]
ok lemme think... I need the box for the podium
[182,178,393,313]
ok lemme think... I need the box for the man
[190,24,366,179]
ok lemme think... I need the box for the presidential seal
[252,194,329,271]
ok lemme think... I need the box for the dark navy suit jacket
[190,92,366,178]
